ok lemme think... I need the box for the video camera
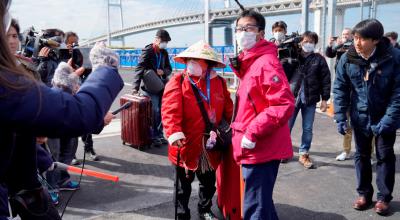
[277,32,302,62]
[20,27,92,70]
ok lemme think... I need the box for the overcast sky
[9,0,400,48]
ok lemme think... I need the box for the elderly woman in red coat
[161,40,233,220]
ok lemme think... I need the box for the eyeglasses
[235,25,260,33]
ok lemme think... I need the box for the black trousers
[81,133,93,152]
[353,129,396,202]
[175,166,216,219]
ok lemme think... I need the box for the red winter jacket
[231,39,295,165]
[162,71,233,170]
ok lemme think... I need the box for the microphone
[40,38,60,48]
[112,101,132,115]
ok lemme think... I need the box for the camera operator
[325,28,353,70]
[270,21,300,81]
[64,31,100,162]
[35,29,65,87]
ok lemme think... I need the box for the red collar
[152,44,160,53]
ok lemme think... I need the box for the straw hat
[174,40,226,68]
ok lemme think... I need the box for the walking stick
[174,145,181,220]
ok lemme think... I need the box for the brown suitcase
[120,94,152,150]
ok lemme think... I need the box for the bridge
[81,0,398,48]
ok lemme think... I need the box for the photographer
[0,1,123,219]
[270,21,300,81]
[325,28,353,70]
[63,31,100,162]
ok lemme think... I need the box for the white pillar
[204,0,210,43]
[327,0,337,39]
[314,8,322,48]
[360,0,364,20]
[336,9,345,36]
[301,0,310,32]
[224,0,230,8]
[119,0,125,47]
[107,0,111,46]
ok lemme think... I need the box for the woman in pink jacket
[231,10,295,220]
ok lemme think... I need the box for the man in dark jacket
[325,28,353,69]
[333,19,400,216]
[288,31,331,169]
[270,21,300,81]
[132,29,172,146]
[384,31,400,49]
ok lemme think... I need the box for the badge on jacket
[272,75,281,83]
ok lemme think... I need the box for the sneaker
[85,149,100,161]
[299,154,313,169]
[336,152,350,161]
[199,211,218,220]
[49,191,59,206]
[71,157,80,165]
[59,180,80,191]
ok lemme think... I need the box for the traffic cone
[326,102,334,117]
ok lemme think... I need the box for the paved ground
[59,70,400,220]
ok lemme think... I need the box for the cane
[174,144,181,220]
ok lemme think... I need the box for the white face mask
[236,31,257,51]
[302,43,315,53]
[159,42,168,49]
[273,32,285,42]
[186,60,203,77]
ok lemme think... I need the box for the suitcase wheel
[122,141,126,145]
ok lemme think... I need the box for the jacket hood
[236,39,278,77]
[347,37,392,66]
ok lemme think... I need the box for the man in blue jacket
[333,19,400,216]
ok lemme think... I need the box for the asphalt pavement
[60,69,400,220]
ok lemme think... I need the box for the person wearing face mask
[230,10,295,219]
[161,40,233,220]
[271,21,288,45]
[0,1,124,218]
[288,31,331,169]
[334,19,400,216]
[270,20,300,83]
[132,29,172,146]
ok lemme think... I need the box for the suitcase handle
[112,101,132,115]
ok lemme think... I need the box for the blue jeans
[242,160,280,220]
[289,102,316,154]
[142,91,163,139]
[353,129,396,202]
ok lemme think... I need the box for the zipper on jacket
[247,93,258,115]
